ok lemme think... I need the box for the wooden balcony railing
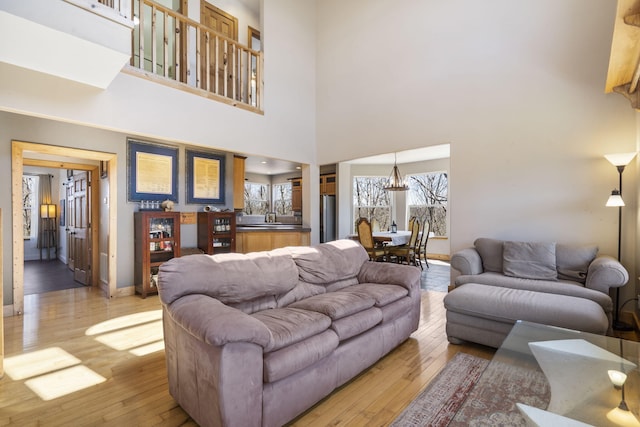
[112,0,263,112]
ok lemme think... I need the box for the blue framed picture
[127,139,178,202]
[186,149,225,204]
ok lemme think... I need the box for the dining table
[372,230,412,246]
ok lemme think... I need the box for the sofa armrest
[585,256,629,294]
[357,261,421,296]
[166,295,271,348]
[451,248,483,276]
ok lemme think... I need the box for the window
[244,182,269,215]
[407,172,448,237]
[272,182,292,216]
[353,176,391,232]
[22,175,36,239]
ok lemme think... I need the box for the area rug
[390,353,550,427]
[390,353,488,427]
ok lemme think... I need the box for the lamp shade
[605,152,637,167]
[40,204,57,218]
[606,190,625,207]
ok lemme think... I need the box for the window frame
[406,171,448,237]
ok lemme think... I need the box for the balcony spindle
[151,5,157,75]
[214,36,220,95]
[163,13,169,78]
[137,0,144,71]
[196,27,201,89]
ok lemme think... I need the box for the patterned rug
[390,353,488,426]
[391,353,550,427]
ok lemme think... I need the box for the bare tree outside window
[407,172,448,237]
[353,176,391,232]
[22,175,35,239]
[244,182,269,215]
[273,183,292,216]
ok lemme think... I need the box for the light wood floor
[0,287,493,426]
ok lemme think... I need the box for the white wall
[316,0,639,305]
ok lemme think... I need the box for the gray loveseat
[445,238,629,347]
[157,239,421,427]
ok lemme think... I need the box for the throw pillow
[474,238,505,273]
[555,244,598,284]
[503,241,557,281]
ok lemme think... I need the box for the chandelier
[384,153,409,191]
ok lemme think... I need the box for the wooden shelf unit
[198,211,236,255]
[134,211,181,298]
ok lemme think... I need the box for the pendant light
[384,153,409,191]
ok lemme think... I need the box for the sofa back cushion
[503,241,557,281]
[158,249,298,305]
[556,244,598,284]
[287,239,369,289]
[474,238,504,273]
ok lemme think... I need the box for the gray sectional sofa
[157,239,421,427]
[445,238,629,348]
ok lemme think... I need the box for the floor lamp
[605,152,637,332]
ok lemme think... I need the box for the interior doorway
[200,0,239,96]
[10,141,118,315]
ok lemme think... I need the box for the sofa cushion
[474,238,504,273]
[287,240,369,286]
[158,250,298,305]
[330,307,382,341]
[289,292,375,320]
[275,281,327,307]
[503,241,557,281]
[229,295,277,314]
[556,244,598,284]
[263,330,339,383]
[252,308,331,352]
[339,284,408,307]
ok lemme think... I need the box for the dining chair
[416,221,430,269]
[356,217,387,261]
[387,218,420,265]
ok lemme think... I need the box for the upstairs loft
[0,0,263,114]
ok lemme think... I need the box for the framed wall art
[127,139,178,202]
[186,149,225,204]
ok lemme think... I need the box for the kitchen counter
[236,225,311,253]
[237,224,311,232]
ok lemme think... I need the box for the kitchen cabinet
[198,211,236,254]
[320,173,336,196]
[237,229,310,253]
[291,178,302,212]
[134,211,181,298]
[233,155,246,211]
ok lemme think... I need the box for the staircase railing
[127,0,263,112]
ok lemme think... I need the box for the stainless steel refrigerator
[320,195,336,243]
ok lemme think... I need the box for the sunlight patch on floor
[24,365,106,401]
[4,347,81,380]
[93,320,164,351]
[85,310,162,336]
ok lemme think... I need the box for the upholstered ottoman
[443,283,609,348]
